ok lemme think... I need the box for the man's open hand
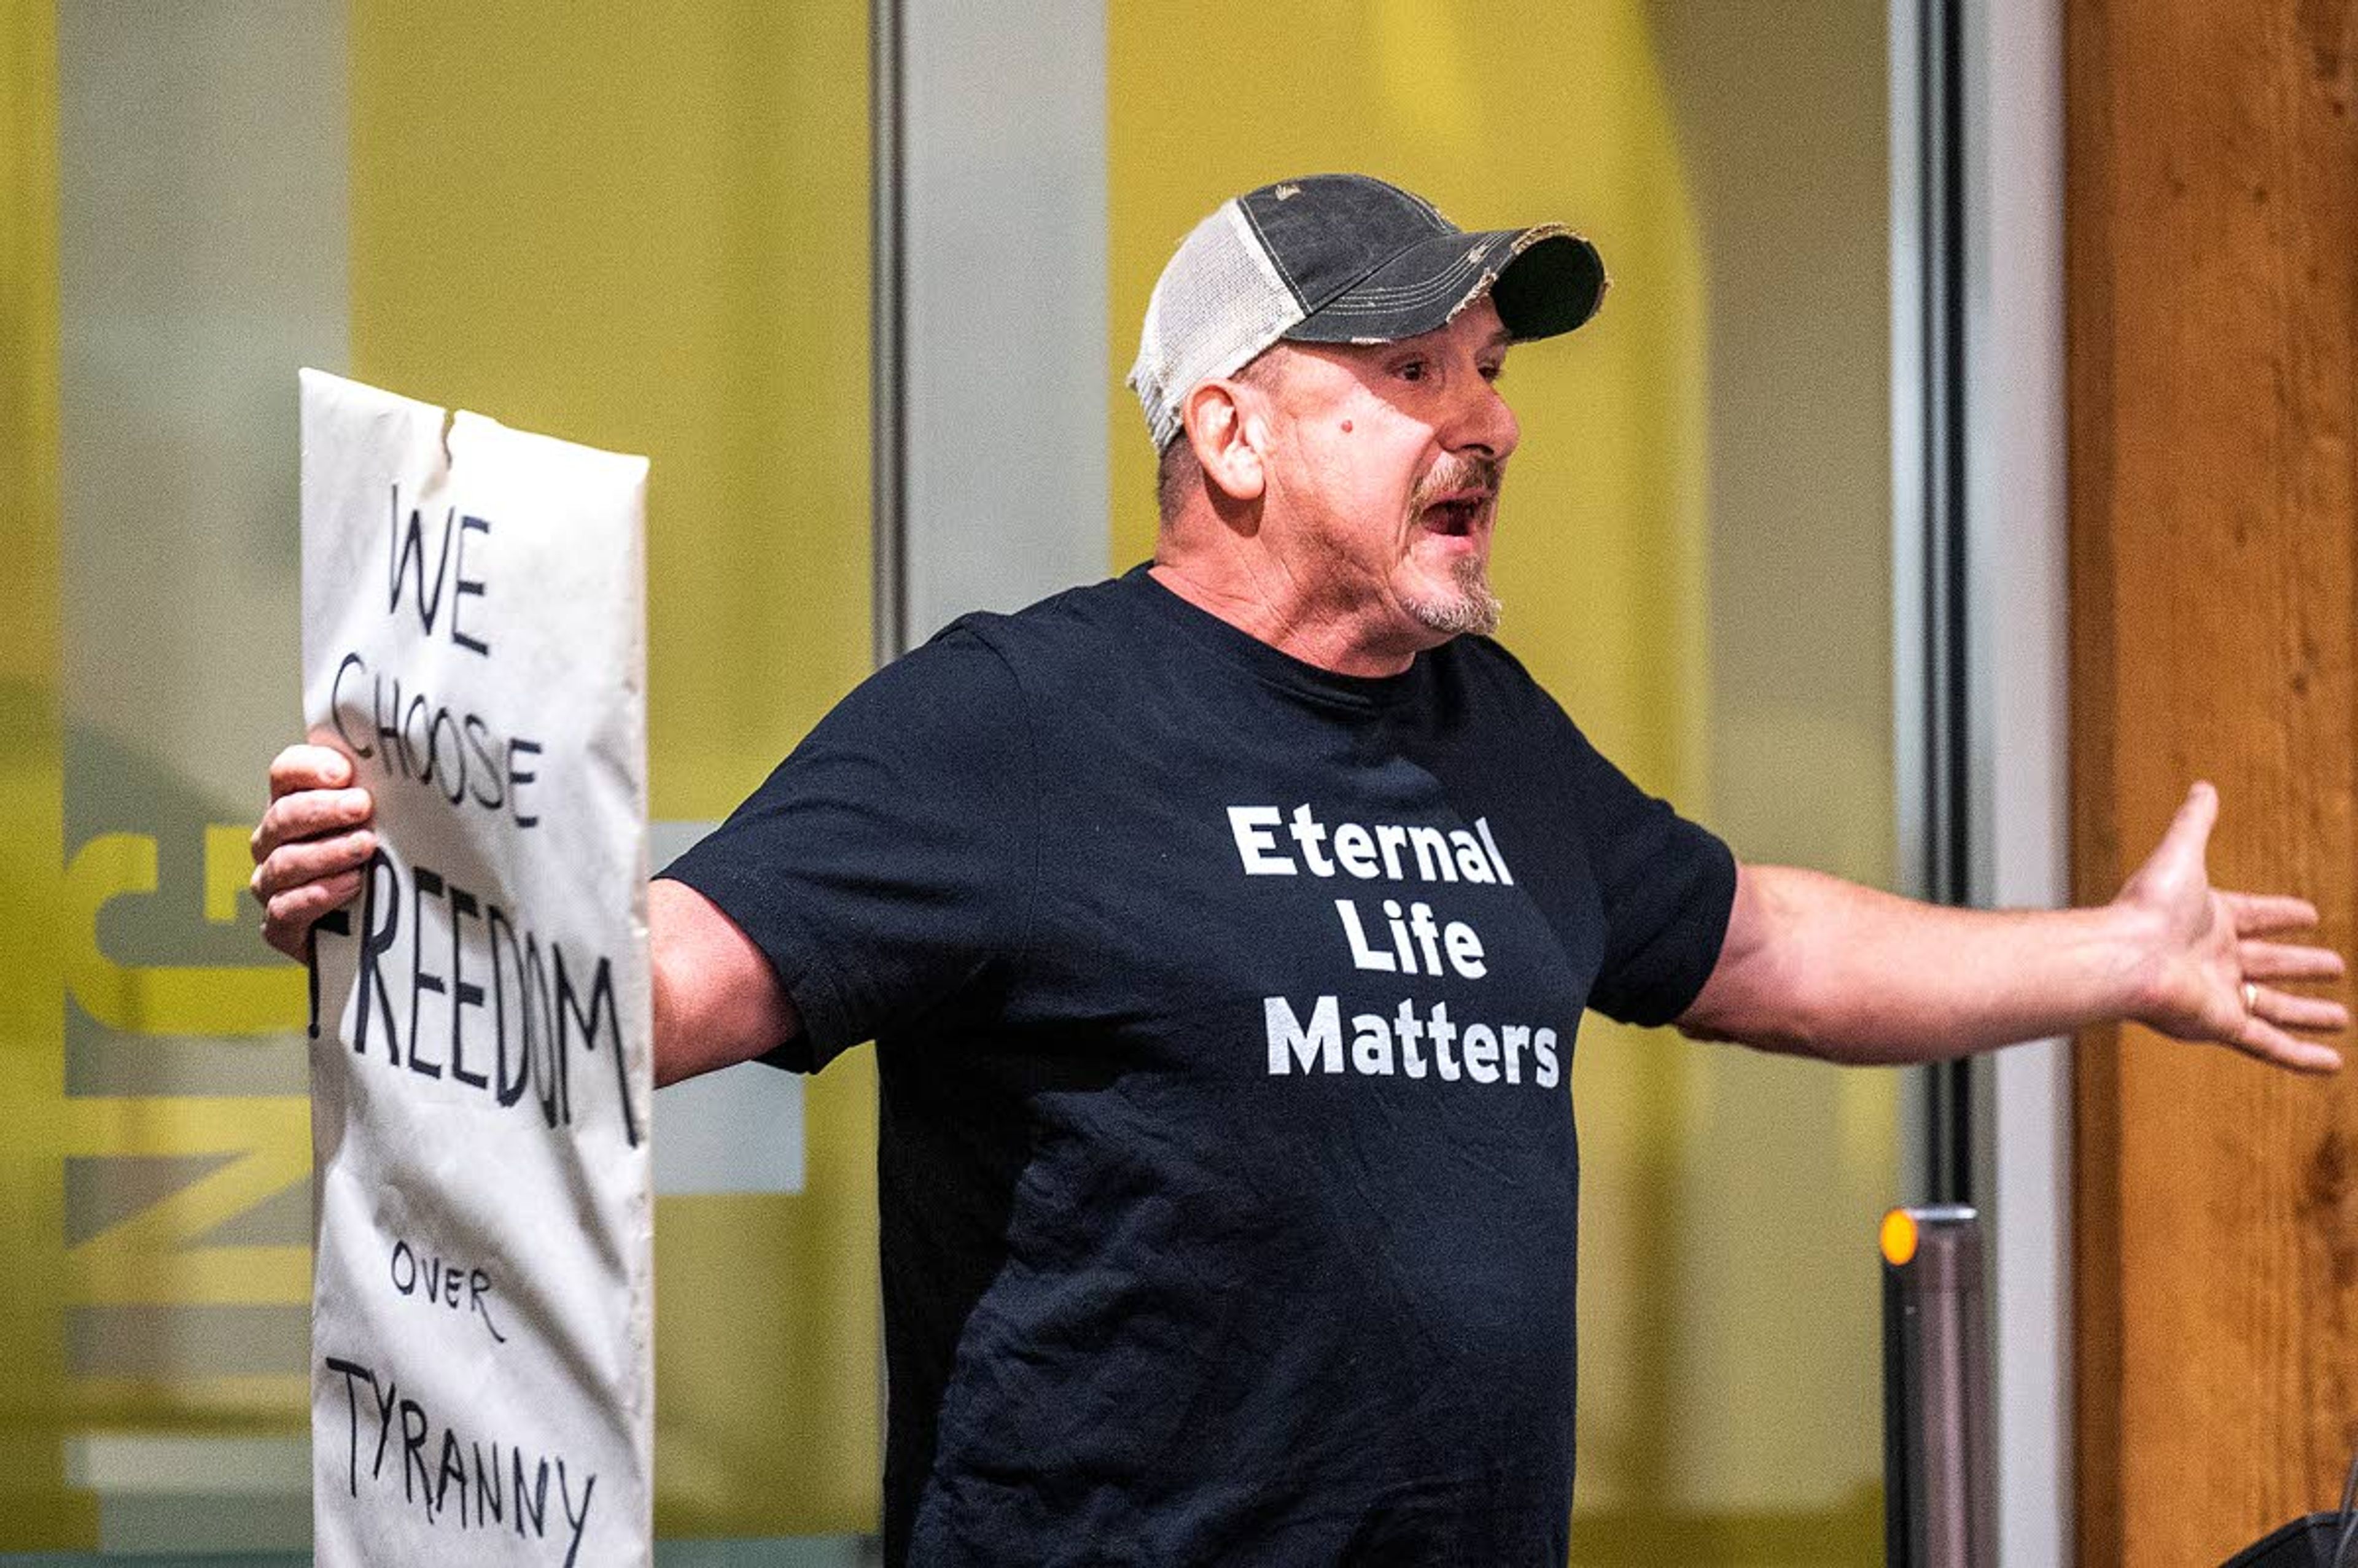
[251,741,376,961]
[2115,782,2348,1073]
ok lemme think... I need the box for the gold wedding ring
[2243,980,2260,1016]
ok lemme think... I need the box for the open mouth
[1420,495,1490,538]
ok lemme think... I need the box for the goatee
[1406,557,1501,637]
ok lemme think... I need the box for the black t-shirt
[662,566,1737,1566]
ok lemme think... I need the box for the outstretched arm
[1679,782,2348,1073]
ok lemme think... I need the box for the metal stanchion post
[1882,1205,1993,1568]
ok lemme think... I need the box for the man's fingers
[251,828,376,901]
[2231,1017,2344,1075]
[254,739,370,961]
[268,743,354,801]
[2239,940,2346,983]
[2249,985,2351,1033]
[2223,890,2324,936]
[262,871,364,963]
[251,787,373,863]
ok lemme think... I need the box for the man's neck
[1146,556,1431,678]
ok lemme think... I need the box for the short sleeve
[658,625,1037,1070]
[1560,728,1737,1028]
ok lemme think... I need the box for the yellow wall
[344,2,874,826]
[1110,4,1888,1560]
[345,1,882,1534]
[1645,0,1897,1531]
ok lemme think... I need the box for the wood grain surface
[2070,0,2358,1561]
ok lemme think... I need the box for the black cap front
[1233,174,1608,347]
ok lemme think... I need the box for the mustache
[1409,455,1506,511]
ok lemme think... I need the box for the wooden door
[2070,1,2358,1561]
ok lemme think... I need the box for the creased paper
[298,369,652,1567]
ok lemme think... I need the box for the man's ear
[1182,380,1266,503]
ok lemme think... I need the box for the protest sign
[298,370,653,1566]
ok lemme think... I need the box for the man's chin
[1401,569,1502,638]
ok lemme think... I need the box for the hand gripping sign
[298,370,652,1567]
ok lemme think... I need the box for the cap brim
[1280,223,1606,347]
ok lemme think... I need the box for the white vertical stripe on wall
[899,0,1110,643]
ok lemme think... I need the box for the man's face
[1255,294,1522,653]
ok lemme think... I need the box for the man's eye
[1396,360,1426,382]
[1479,362,1506,382]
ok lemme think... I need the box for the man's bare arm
[1679,782,2348,1073]
[647,879,801,1085]
[254,743,798,1087]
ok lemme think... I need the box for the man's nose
[1450,380,1520,461]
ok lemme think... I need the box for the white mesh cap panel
[1127,201,1305,450]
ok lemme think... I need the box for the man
[252,174,2346,1564]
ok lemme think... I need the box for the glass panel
[4,0,879,1553]
[15,3,343,1552]
[1107,2,1898,1561]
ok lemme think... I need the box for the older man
[253,174,2345,1565]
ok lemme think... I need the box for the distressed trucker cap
[1128,173,1608,449]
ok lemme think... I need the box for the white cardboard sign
[298,369,653,1566]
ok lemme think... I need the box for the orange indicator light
[1880,1208,1919,1267]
